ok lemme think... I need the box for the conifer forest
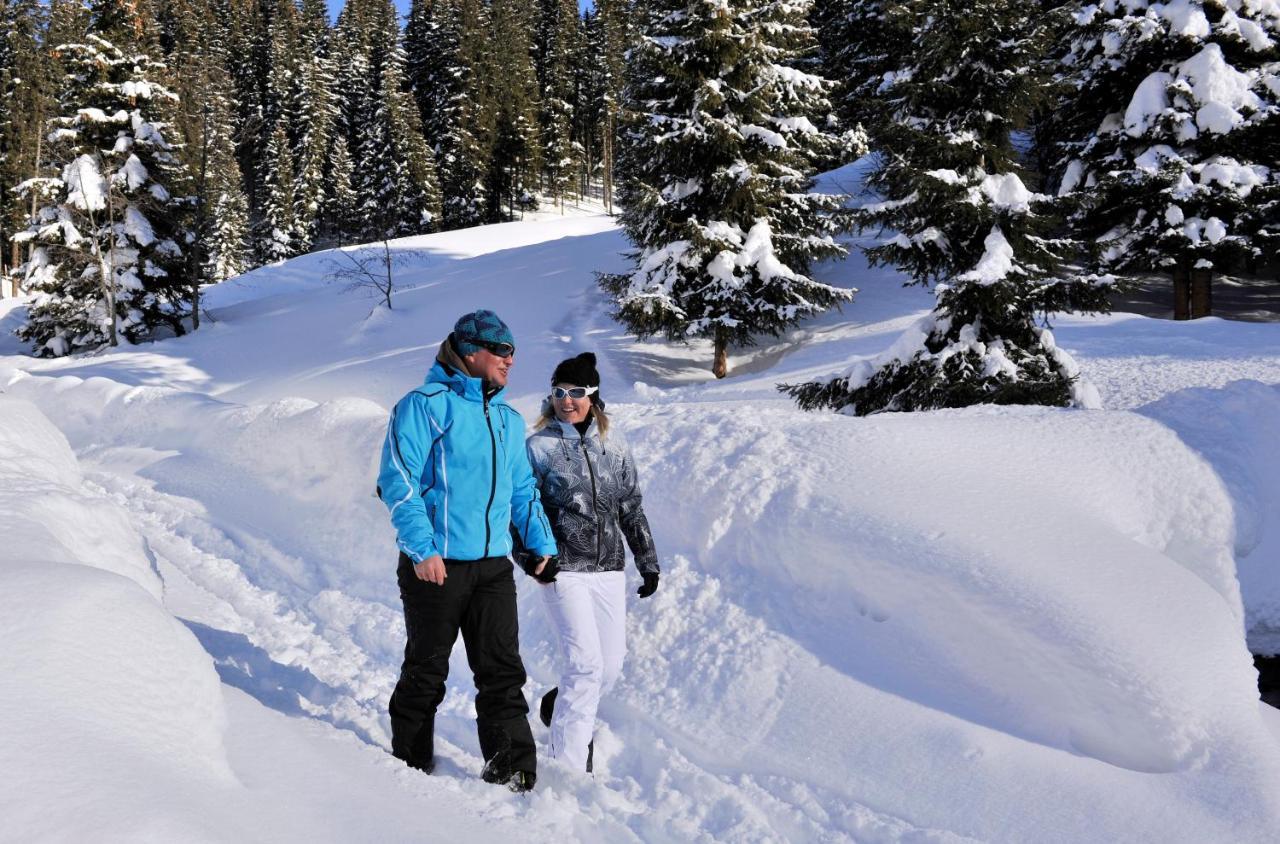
[0,0,1276,412]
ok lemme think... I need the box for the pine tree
[0,0,51,289]
[325,133,358,244]
[535,0,582,207]
[15,0,195,355]
[158,0,249,308]
[574,9,606,199]
[291,2,337,251]
[437,0,495,228]
[593,0,632,211]
[484,0,542,221]
[1045,0,1280,319]
[255,122,295,262]
[601,0,853,379]
[808,0,912,142]
[353,0,442,240]
[781,0,1111,415]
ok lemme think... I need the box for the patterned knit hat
[452,309,514,356]
[551,352,600,388]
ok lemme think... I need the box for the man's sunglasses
[474,340,515,358]
[552,386,599,400]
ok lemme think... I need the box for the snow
[1124,71,1173,137]
[62,154,107,213]
[1,169,1279,840]
[957,226,1019,283]
[1158,0,1212,38]
[1177,43,1263,135]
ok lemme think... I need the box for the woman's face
[553,382,593,425]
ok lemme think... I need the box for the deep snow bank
[0,397,232,838]
[607,399,1280,838]
[1140,379,1280,655]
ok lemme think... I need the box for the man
[378,309,558,792]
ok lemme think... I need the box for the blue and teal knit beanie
[452,309,514,356]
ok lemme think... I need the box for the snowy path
[3,194,1280,840]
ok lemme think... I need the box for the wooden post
[1172,263,1191,320]
[1190,266,1213,319]
[712,331,729,379]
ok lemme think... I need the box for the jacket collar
[426,340,506,405]
[548,416,597,442]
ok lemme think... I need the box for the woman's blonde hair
[533,395,610,440]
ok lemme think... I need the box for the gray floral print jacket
[518,417,659,575]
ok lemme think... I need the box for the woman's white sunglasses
[552,386,598,400]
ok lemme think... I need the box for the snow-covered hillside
[2,169,1279,842]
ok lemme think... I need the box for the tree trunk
[712,333,729,379]
[383,239,393,310]
[1190,266,1213,319]
[1172,262,1191,320]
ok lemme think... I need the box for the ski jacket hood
[521,416,659,575]
[377,355,557,564]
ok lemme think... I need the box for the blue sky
[325,0,593,22]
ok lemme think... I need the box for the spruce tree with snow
[324,135,358,245]
[290,4,337,252]
[337,0,442,240]
[484,0,542,221]
[14,1,196,355]
[601,0,852,379]
[1045,0,1280,319]
[810,0,912,148]
[254,123,295,263]
[0,0,51,287]
[158,0,249,298]
[436,0,496,229]
[782,0,1111,414]
[535,0,582,207]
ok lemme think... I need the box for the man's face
[465,346,514,387]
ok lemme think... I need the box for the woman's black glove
[520,554,559,584]
[636,572,659,598]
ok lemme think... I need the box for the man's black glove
[636,572,659,598]
[520,554,559,584]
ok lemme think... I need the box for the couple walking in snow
[376,309,659,792]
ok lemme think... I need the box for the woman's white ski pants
[540,570,626,772]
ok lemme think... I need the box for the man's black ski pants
[389,554,535,774]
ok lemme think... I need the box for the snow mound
[622,401,1257,776]
[1141,379,1280,654]
[0,397,231,838]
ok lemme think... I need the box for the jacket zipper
[483,397,497,557]
[580,438,602,567]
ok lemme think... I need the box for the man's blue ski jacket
[378,361,557,564]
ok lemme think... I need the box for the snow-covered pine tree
[0,0,49,288]
[601,0,852,379]
[808,0,912,143]
[436,0,495,229]
[484,0,542,221]
[1046,0,1280,319]
[324,132,358,244]
[781,0,1112,414]
[574,8,606,199]
[254,122,295,263]
[158,0,249,307]
[14,0,195,354]
[592,0,632,211]
[535,0,582,207]
[355,0,442,240]
[290,0,337,251]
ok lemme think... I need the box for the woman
[517,351,660,774]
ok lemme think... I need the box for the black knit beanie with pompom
[551,352,600,389]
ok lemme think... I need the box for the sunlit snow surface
[2,172,1280,841]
